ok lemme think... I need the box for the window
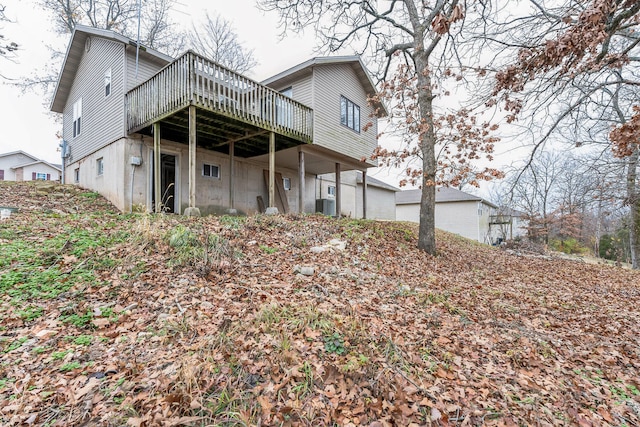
[97,158,104,176]
[328,185,336,197]
[340,96,360,132]
[104,68,112,97]
[73,98,82,137]
[0,169,4,181]
[74,168,80,183]
[202,163,220,178]
[35,172,48,181]
[282,177,291,191]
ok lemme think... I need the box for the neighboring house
[395,187,498,244]
[50,25,388,216]
[311,171,398,219]
[0,151,62,182]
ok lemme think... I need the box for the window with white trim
[202,163,220,178]
[328,185,336,197]
[104,68,112,97]
[283,177,291,191]
[36,172,47,181]
[73,98,82,138]
[340,96,360,133]
[97,158,104,176]
[74,168,80,183]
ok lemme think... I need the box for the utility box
[316,199,336,216]
[130,156,142,166]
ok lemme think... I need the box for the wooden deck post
[267,131,276,212]
[362,170,367,219]
[298,149,305,214]
[153,122,161,214]
[229,141,235,211]
[184,105,200,216]
[335,162,341,218]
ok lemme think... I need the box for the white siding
[21,164,61,182]
[311,64,378,163]
[396,204,420,223]
[63,37,126,163]
[356,184,396,220]
[0,153,37,181]
[396,200,494,243]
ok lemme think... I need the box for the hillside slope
[1,182,639,426]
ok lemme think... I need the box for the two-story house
[51,25,387,217]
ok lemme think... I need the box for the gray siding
[312,64,378,163]
[125,48,167,91]
[275,73,313,109]
[64,37,125,163]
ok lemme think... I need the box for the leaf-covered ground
[1,181,639,426]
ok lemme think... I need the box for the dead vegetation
[1,182,639,426]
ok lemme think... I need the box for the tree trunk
[415,50,437,255]
[627,145,639,269]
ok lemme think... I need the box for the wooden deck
[126,51,313,146]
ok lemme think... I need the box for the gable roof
[0,150,40,162]
[396,187,497,208]
[51,25,173,113]
[261,56,388,116]
[356,171,399,192]
[11,160,62,172]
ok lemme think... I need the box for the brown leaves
[610,106,640,158]
[2,183,640,425]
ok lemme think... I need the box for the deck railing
[126,51,313,143]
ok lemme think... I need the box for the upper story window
[340,96,360,133]
[104,68,112,97]
[203,163,220,179]
[73,98,82,138]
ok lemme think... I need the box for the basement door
[151,153,177,213]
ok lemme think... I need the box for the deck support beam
[335,162,341,218]
[184,105,200,217]
[267,131,277,213]
[298,149,305,214]
[229,141,235,212]
[153,122,161,214]
[362,170,367,219]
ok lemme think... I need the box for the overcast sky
[0,0,323,161]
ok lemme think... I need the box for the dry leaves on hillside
[1,182,639,426]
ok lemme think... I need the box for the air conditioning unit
[316,199,336,216]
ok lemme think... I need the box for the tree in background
[38,0,183,53]
[259,0,503,255]
[492,0,640,267]
[0,4,18,66]
[188,12,257,75]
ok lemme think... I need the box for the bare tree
[0,4,18,63]
[259,0,502,255]
[20,0,184,95]
[188,12,257,74]
[492,0,640,267]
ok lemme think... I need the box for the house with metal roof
[396,187,498,243]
